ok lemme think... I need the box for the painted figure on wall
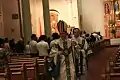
[104,3,110,14]
[104,2,112,38]
[114,0,120,20]
[50,9,59,34]
[114,0,119,12]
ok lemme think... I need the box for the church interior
[0,0,120,80]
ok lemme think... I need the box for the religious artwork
[50,9,59,33]
[114,0,119,12]
[104,3,110,14]
[104,1,115,38]
[104,0,120,38]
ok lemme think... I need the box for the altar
[104,0,120,39]
[110,38,120,45]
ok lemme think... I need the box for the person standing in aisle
[36,35,49,59]
[72,28,89,77]
[57,31,76,80]
[29,34,38,57]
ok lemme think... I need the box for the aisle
[87,47,118,80]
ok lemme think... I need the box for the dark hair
[83,31,86,34]
[97,32,100,35]
[68,34,72,38]
[60,31,68,34]
[27,41,30,44]
[4,38,8,43]
[39,35,47,41]
[31,34,36,39]
[73,28,80,34]
[86,34,89,37]
[52,33,59,40]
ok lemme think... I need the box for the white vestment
[50,39,59,65]
[57,38,75,80]
[72,36,89,73]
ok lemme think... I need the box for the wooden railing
[101,48,120,80]
[89,39,113,54]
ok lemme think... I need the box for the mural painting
[50,9,69,34]
[50,9,59,33]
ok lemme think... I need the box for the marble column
[77,0,82,30]
[42,0,51,37]
[21,0,32,43]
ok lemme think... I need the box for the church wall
[2,0,20,40]
[81,0,105,35]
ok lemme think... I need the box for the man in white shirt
[29,34,38,57]
[36,35,49,58]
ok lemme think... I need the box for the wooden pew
[9,57,52,80]
[109,73,120,80]
[112,67,120,73]
[10,64,26,80]
[103,50,120,80]
[0,73,6,80]
[0,68,10,80]
[36,58,52,80]
[9,62,37,80]
[25,63,37,80]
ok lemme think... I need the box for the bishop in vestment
[57,31,76,80]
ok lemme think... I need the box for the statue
[50,9,59,34]
[114,1,119,12]
[104,3,110,14]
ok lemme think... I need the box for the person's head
[27,41,30,44]
[20,38,23,42]
[11,39,14,41]
[98,32,101,35]
[4,38,8,43]
[73,28,81,38]
[68,34,72,38]
[52,33,59,40]
[39,35,47,42]
[105,3,109,6]
[60,31,68,40]
[31,34,37,40]
[83,31,86,34]
[86,34,89,37]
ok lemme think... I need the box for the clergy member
[72,28,89,76]
[57,31,76,80]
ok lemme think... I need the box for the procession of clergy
[28,28,99,80]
